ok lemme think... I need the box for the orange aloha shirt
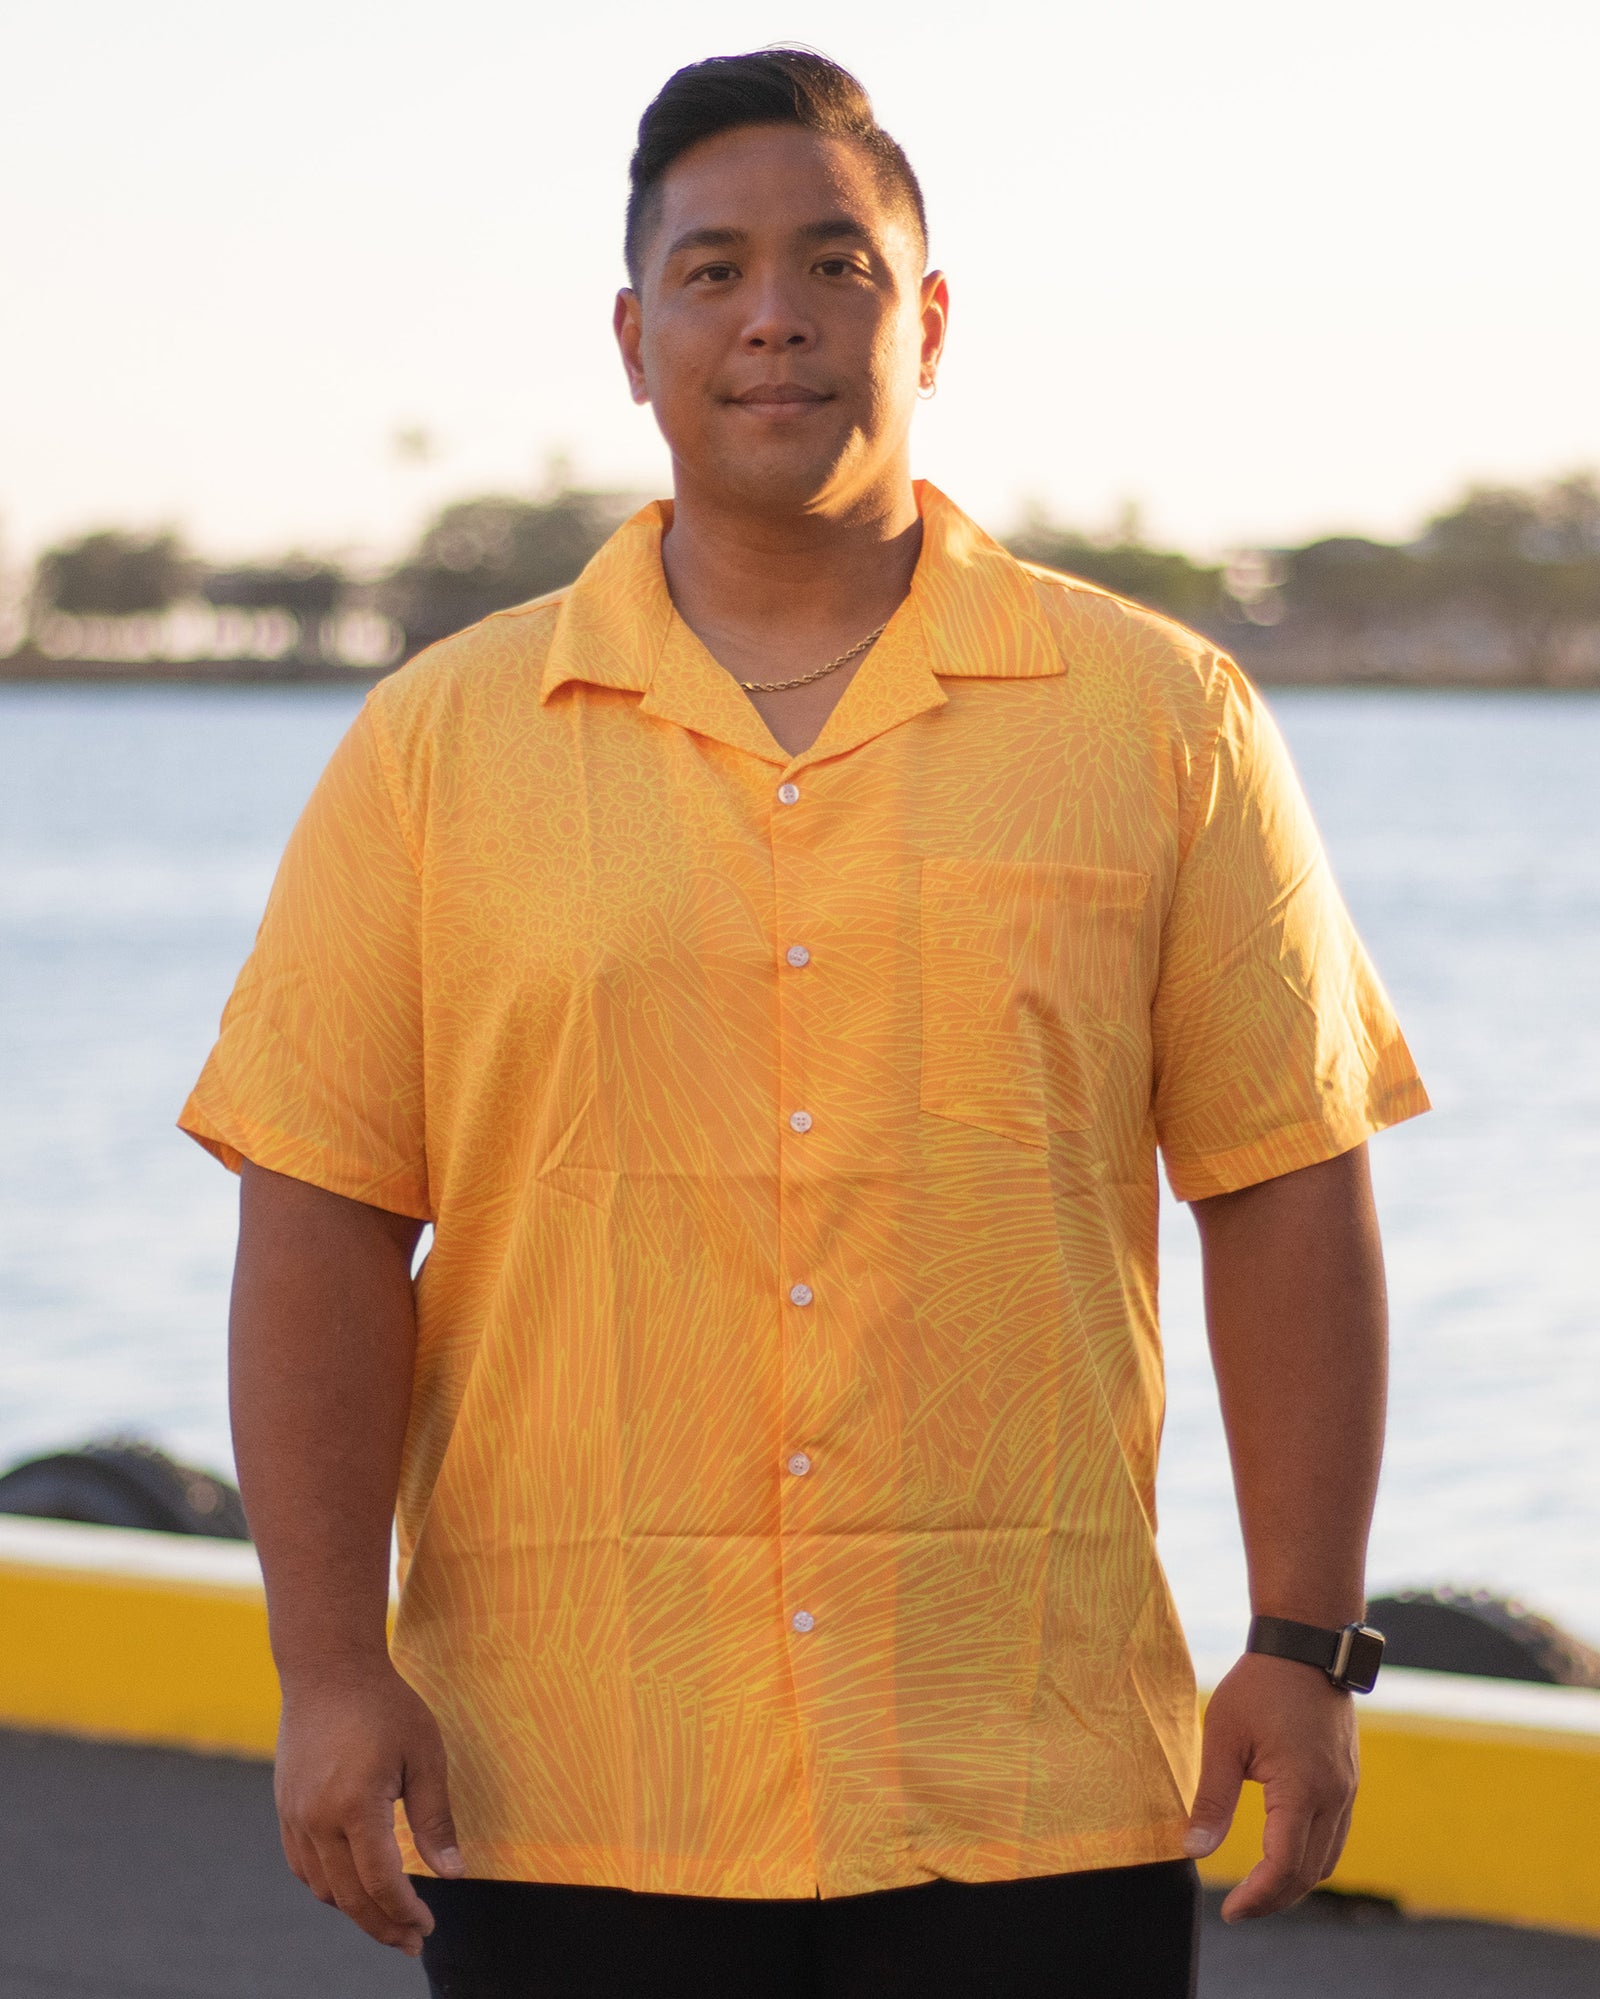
[181,481,1427,1899]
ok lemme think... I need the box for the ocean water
[2,683,1596,1668]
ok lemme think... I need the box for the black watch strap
[1247,1615,1385,1694]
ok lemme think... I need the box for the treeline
[10,471,1600,684]
[1009,472,1600,683]
[14,488,645,672]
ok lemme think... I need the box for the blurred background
[2,0,1598,1671]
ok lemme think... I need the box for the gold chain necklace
[736,621,888,694]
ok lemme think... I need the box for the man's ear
[919,270,950,388]
[614,289,650,406]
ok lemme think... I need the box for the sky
[3,0,1598,570]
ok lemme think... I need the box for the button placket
[771,762,827,1684]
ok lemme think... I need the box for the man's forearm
[1191,1143,1388,1630]
[1182,1143,1387,1918]
[229,1164,460,1956]
[230,1160,423,1680]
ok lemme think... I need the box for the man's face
[616,125,945,519]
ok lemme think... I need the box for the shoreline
[6,654,1600,694]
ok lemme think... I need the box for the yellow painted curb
[4,1520,1597,1934]
[0,1518,278,1757]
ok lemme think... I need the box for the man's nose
[741,280,815,352]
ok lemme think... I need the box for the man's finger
[403,1733,466,1880]
[1320,1807,1360,1879]
[317,1829,429,1955]
[1220,1785,1314,1921]
[281,1822,335,1907]
[1306,1801,1349,1889]
[1182,1717,1246,1860]
[346,1805,438,1934]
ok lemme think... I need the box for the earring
[918,378,938,401]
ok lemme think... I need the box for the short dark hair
[625,49,928,284]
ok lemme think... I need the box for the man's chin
[686,439,869,520]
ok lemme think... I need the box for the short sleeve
[178,697,433,1219]
[1152,661,1428,1201]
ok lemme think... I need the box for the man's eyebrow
[663,225,746,260]
[662,217,876,262]
[795,217,874,247]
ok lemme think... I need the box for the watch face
[1341,1625,1385,1694]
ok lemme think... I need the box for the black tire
[0,1442,250,1540]
[1367,1587,1600,1688]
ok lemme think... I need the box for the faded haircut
[624,48,928,284]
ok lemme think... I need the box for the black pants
[413,1858,1200,1999]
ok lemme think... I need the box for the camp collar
[539,480,1065,770]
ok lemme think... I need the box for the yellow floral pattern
[181,484,1426,1898]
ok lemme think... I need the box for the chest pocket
[919,859,1149,1146]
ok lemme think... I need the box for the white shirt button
[776,782,800,805]
[788,1110,812,1133]
[788,1282,813,1307]
[787,1452,812,1477]
[791,1610,815,1634]
[785,944,811,968]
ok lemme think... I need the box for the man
[182,49,1427,1999]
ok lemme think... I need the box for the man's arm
[1183,1142,1387,1921]
[231,1160,465,1958]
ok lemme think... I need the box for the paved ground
[3,1728,1598,1998]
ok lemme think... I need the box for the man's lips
[728,384,831,407]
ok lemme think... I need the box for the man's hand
[1182,1652,1359,1921]
[274,1661,466,1956]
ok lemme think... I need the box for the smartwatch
[1247,1615,1385,1694]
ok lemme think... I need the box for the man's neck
[659,472,924,663]
[656,465,927,758]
